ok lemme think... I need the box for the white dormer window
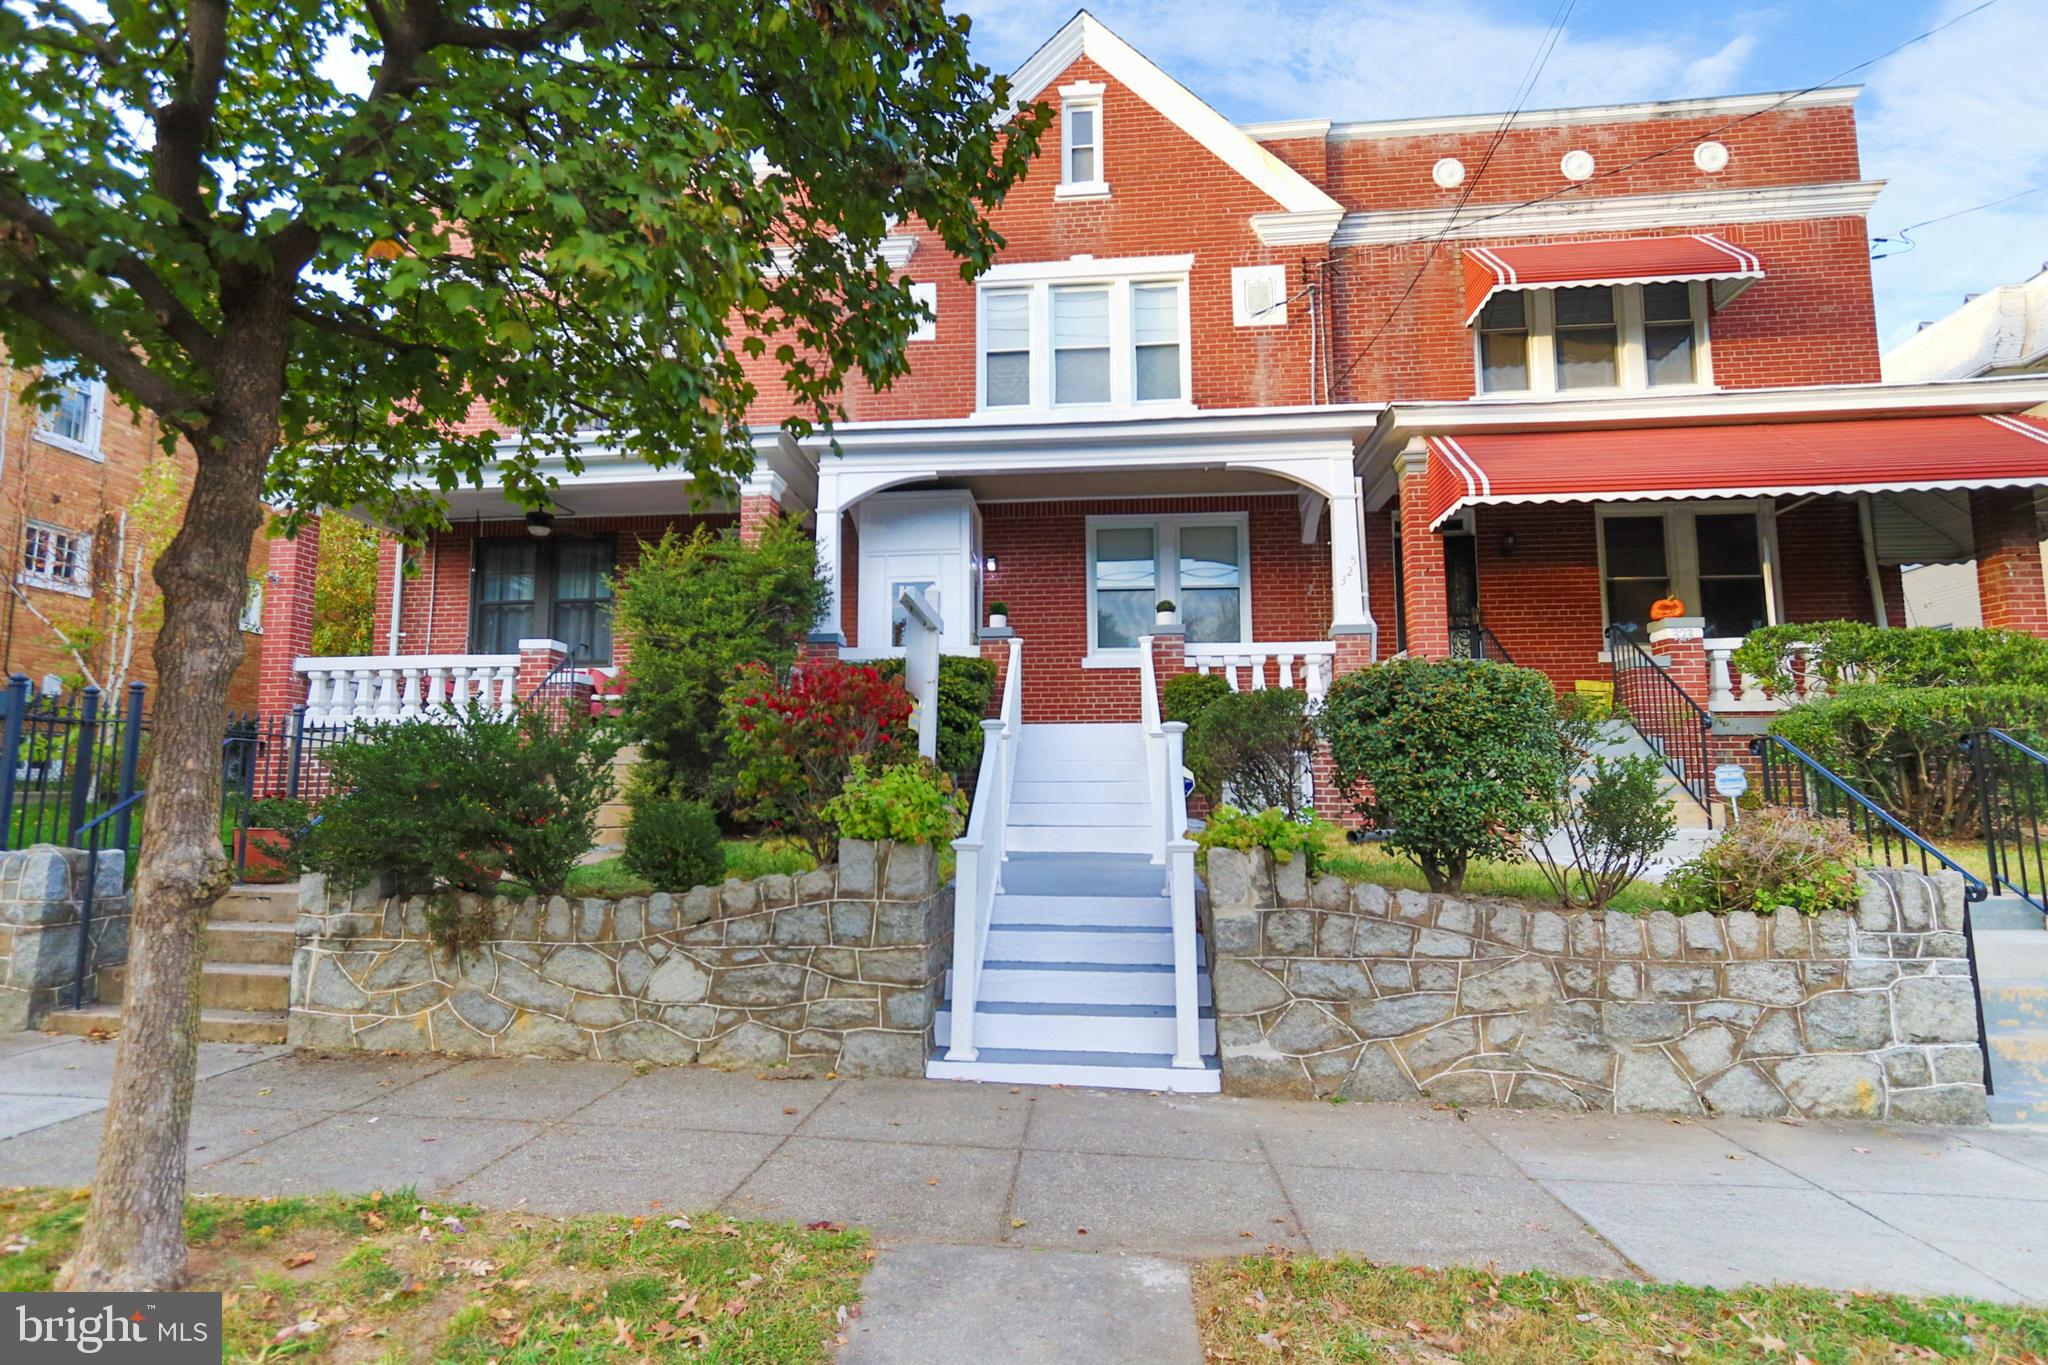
[1056,82,1108,200]
[1474,282,1713,397]
[36,360,106,459]
[975,256,1193,415]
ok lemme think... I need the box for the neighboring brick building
[0,357,267,711]
[272,11,2048,748]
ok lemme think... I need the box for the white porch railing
[1185,642,1336,703]
[944,635,1022,1063]
[1141,635,1209,1071]
[297,654,521,726]
[1706,639,1825,713]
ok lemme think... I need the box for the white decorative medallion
[1431,157,1467,189]
[1559,149,1596,182]
[1693,139,1731,174]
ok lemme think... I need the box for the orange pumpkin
[1648,597,1686,621]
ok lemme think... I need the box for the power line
[1871,181,2048,258]
[1330,0,2002,396]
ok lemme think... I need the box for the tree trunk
[56,396,275,1291]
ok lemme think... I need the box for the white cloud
[1857,0,2048,346]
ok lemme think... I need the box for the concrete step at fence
[934,1002,1216,1055]
[1989,1028,2048,1066]
[204,921,297,966]
[990,894,1172,929]
[102,962,290,1013]
[1012,779,1149,806]
[1006,824,1153,856]
[211,884,303,923]
[1974,897,2048,933]
[1007,801,1154,829]
[42,1003,287,1045]
[1976,931,2048,982]
[1982,983,2048,1029]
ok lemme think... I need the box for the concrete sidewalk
[5,1033,2048,1355]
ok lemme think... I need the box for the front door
[1444,534,1483,658]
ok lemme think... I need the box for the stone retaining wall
[1204,849,1987,1123]
[0,846,127,1031]
[288,839,949,1076]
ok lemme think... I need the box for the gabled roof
[1007,11,1345,246]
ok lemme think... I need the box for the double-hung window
[1057,81,1107,198]
[21,521,90,594]
[472,535,617,663]
[1598,504,1774,644]
[36,361,106,457]
[1475,282,1712,396]
[1087,514,1249,658]
[976,258,1192,415]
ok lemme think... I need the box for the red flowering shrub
[720,661,914,859]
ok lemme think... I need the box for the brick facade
[1972,488,2048,636]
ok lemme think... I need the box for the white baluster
[349,668,375,724]
[373,667,401,720]
[1278,653,1296,691]
[398,667,423,720]
[1739,669,1764,705]
[1708,648,1736,710]
[494,665,518,716]
[421,666,446,716]
[1223,662,1241,692]
[301,669,330,725]
[1247,653,1268,690]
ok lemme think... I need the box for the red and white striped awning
[1424,412,2048,531]
[1462,233,1764,324]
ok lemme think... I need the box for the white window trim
[1084,511,1252,665]
[19,520,93,597]
[975,258,1195,417]
[1056,80,1109,200]
[1475,281,1716,399]
[1593,499,1779,655]
[907,281,938,342]
[34,374,107,460]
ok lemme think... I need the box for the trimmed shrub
[622,792,724,891]
[1195,804,1331,870]
[298,708,620,898]
[1318,660,1561,893]
[1663,807,1861,916]
[823,758,967,846]
[1733,621,2048,691]
[612,519,828,799]
[720,660,914,860]
[1530,693,1676,910]
[875,653,998,776]
[1162,671,1230,726]
[1185,687,1313,820]
[1768,683,2048,836]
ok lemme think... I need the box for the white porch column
[810,467,846,645]
[1328,465,1374,636]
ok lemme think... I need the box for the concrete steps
[39,883,297,1045]
[1972,912,2048,1123]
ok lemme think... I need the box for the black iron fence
[1968,728,2048,913]
[0,677,147,856]
[1448,625,1514,664]
[1607,626,1712,823]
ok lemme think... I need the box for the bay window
[1475,282,1711,396]
[472,535,616,663]
[1087,514,1249,658]
[976,257,1193,414]
[1598,503,1774,644]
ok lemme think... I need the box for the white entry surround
[850,490,982,658]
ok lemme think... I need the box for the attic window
[1056,82,1108,200]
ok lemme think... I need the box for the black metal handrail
[1969,728,2048,912]
[1607,626,1712,822]
[70,789,145,1009]
[1449,625,1515,665]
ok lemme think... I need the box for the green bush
[823,758,966,846]
[875,654,998,775]
[1194,805,1331,869]
[1162,671,1230,726]
[1531,755,1677,911]
[1318,660,1561,893]
[1769,684,2048,836]
[622,792,724,890]
[1185,687,1312,820]
[1663,807,1861,916]
[297,708,620,898]
[612,519,828,799]
[1733,621,2048,691]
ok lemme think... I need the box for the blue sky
[960,1,2048,350]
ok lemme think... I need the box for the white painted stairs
[1972,894,2048,1124]
[928,723,1220,1092]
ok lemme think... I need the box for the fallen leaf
[802,1221,841,1233]
[725,1296,749,1317]
[1009,1219,1027,1229]
[282,1251,317,1269]
[1748,1334,1790,1353]
[364,1211,387,1230]
[664,1217,692,1231]
[270,1321,319,1344]
[926,1178,940,1186]
[783,1106,799,1115]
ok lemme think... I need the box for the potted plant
[232,796,309,883]
[1155,599,1178,626]
[987,601,1009,630]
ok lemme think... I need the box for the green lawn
[1197,1254,2048,1363]
[1,1187,869,1363]
[1312,832,1668,914]
[553,839,820,898]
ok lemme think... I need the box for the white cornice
[1251,208,1346,247]
[876,236,919,271]
[1237,118,1332,142]
[1330,179,1885,247]
[1268,85,1861,144]
[980,252,1194,283]
[1005,11,1343,219]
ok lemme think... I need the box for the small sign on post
[1713,762,1748,824]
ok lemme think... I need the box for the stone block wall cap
[516,638,572,653]
[1146,624,1188,638]
[1329,622,1378,637]
[805,630,846,646]
[977,625,1016,640]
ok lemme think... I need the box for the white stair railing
[1139,636,1168,866]
[1185,642,1336,703]
[1161,719,1202,1069]
[945,635,1022,1063]
[297,654,520,726]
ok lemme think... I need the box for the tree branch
[150,0,229,224]
[0,280,204,422]
[0,188,219,362]
[288,299,453,355]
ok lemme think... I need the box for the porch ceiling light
[525,510,555,538]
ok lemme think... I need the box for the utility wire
[1871,181,2048,258]
[1330,0,2002,396]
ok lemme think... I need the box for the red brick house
[255,12,2048,1086]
